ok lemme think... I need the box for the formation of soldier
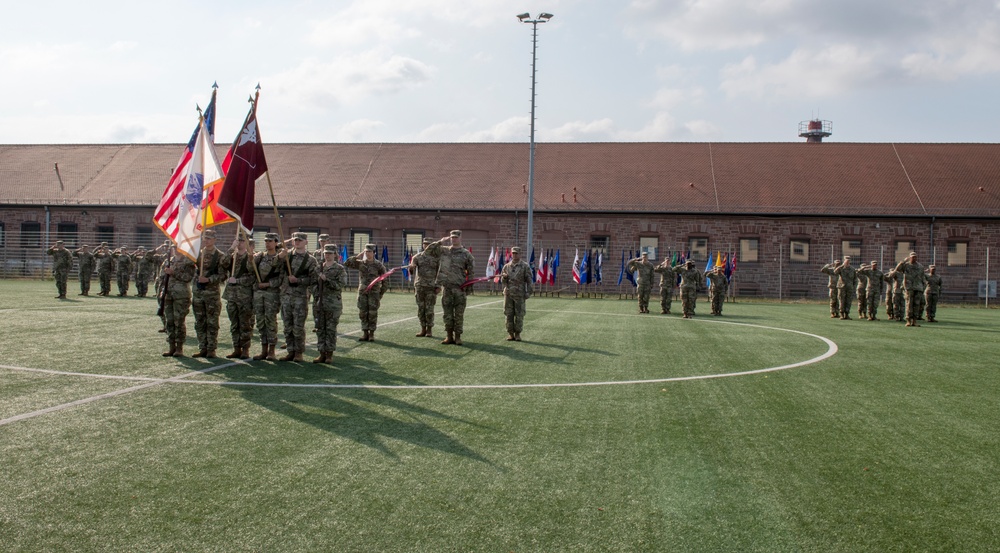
[821,252,943,326]
[626,253,728,318]
[46,241,164,298]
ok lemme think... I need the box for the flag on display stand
[572,248,581,284]
[217,89,268,233]
[486,247,496,278]
[402,248,412,281]
[580,249,590,284]
[529,248,537,282]
[595,250,603,283]
[547,249,556,285]
[381,245,389,265]
[617,250,626,285]
[626,250,637,286]
[705,251,714,287]
[537,249,548,283]
[340,244,349,263]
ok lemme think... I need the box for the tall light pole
[517,12,553,254]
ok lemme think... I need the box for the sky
[2,0,999,145]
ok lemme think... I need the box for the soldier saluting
[426,230,475,345]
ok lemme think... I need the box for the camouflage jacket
[409,250,440,289]
[627,258,655,287]
[426,241,474,288]
[925,273,943,295]
[500,260,533,298]
[834,264,857,290]
[47,247,72,271]
[343,256,387,295]
[280,251,319,298]
[194,248,227,293]
[73,251,96,272]
[893,261,927,292]
[222,251,257,302]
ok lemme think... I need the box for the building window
[947,241,968,267]
[21,221,41,248]
[56,222,78,247]
[252,227,270,245]
[842,239,862,259]
[403,231,424,256]
[590,235,610,254]
[688,237,708,261]
[0,222,5,246]
[351,230,372,255]
[297,228,321,250]
[135,226,154,248]
[638,236,658,260]
[894,241,915,264]
[739,238,759,263]
[789,239,810,263]
[96,225,115,246]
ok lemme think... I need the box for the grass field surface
[1,280,998,552]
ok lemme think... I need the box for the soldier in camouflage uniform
[192,230,227,358]
[834,256,857,320]
[344,243,387,342]
[894,252,927,327]
[426,230,475,345]
[500,246,533,341]
[855,265,869,319]
[857,260,885,321]
[72,244,96,296]
[46,240,73,299]
[707,265,729,316]
[820,259,841,318]
[924,265,942,323]
[278,232,319,360]
[95,242,115,296]
[627,251,655,313]
[653,258,675,314]
[408,237,440,337]
[152,242,171,332]
[112,246,134,296]
[671,260,703,318]
[161,247,195,357]
[884,268,905,322]
[222,235,256,359]
[135,247,157,297]
[252,233,284,361]
[312,244,348,363]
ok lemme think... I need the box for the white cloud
[335,119,386,142]
[616,112,721,141]
[546,119,615,141]
[459,116,528,142]
[720,45,884,99]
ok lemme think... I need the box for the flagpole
[249,86,293,275]
[196,109,208,281]
[239,225,262,283]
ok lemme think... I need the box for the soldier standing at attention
[95,242,115,296]
[252,233,283,361]
[112,245,134,296]
[857,261,885,321]
[834,256,857,320]
[192,229,227,358]
[855,264,869,319]
[894,252,927,327]
[72,244,96,296]
[627,251,655,313]
[135,247,157,297]
[707,265,729,316]
[426,230,475,345]
[924,265,942,323]
[313,244,348,363]
[277,233,319,360]
[161,246,195,357]
[653,258,675,314]
[672,260,703,319]
[222,235,255,359]
[409,237,440,337]
[46,240,72,299]
[313,234,330,263]
[344,243,387,342]
[153,242,172,332]
[500,246,533,341]
[820,259,841,318]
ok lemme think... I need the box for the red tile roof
[1,142,998,216]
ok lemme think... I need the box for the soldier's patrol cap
[264,233,280,241]
[422,237,434,245]
[292,232,308,241]
[449,230,462,237]
[908,251,917,257]
[202,229,217,239]
[81,244,90,248]
[365,243,376,252]
[247,238,255,244]
[323,244,338,254]
[685,259,695,266]
[641,251,648,256]
[318,233,330,241]
[871,260,878,265]
[929,264,936,269]
[55,240,64,244]
[235,234,246,241]
[511,247,522,254]
[843,255,851,260]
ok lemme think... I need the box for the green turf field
[1,279,998,552]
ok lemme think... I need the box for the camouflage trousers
[281,294,309,354]
[925,291,939,321]
[828,288,840,316]
[54,269,69,297]
[356,291,381,333]
[441,287,468,334]
[226,297,255,351]
[192,289,222,352]
[414,286,438,329]
[116,272,130,296]
[314,296,343,354]
[504,293,526,334]
[710,290,724,315]
[893,292,905,321]
[78,270,93,295]
[867,293,881,319]
[838,288,855,318]
[636,284,651,312]
[856,289,868,317]
[98,270,113,295]
[164,294,191,346]
[253,290,281,345]
[136,274,152,297]
[659,287,673,313]
[905,290,925,323]
[680,288,697,316]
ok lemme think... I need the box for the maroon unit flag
[218,99,267,233]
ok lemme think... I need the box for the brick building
[1,142,998,300]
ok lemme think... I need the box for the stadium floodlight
[517,12,554,255]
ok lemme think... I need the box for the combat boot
[368,332,375,343]
[416,327,427,337]
[252,344,268,361]
[280,350,296,361]
[358,331,369,342]
[454,333,463,346]
[238,346,251,360]
[206,350,217,359]
[424,327,433,338]
[162,343,176,357]
[442,331,455,345]
[506,334,515,341]
[266,344,277,361]
[192,349,208,358]
[293,352,304,362]
[312,352,328,364]
[173,343,184,357]
[514,333,521,342]
[226,349,241,359]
